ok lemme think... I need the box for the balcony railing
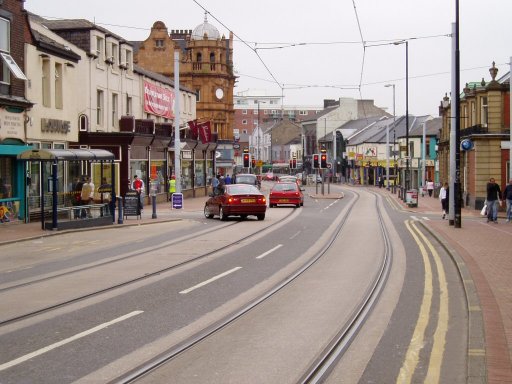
[460,124,487,137]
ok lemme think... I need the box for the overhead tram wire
[192,0,283,93]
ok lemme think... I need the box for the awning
[17,148,115,161]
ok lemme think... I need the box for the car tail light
[258,197,266,203]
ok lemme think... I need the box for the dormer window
[155,39,164,48]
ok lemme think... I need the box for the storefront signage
[0,108,25,141]
[41,118,70,134]
[181,150,192,160]
[143,81,175,119]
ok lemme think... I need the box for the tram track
[0,210,297,327]
[108,187,391,384]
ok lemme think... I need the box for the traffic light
[251,158,256,168]
[243,153,250,168]
[313,154,319,169]
[320,153,327,169]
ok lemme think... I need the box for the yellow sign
[257,160,263,167]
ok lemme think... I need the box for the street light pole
[394,40,410,198]
[384,84,395,190]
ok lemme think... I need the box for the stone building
[134,14,236,175]
[438,62,510,210]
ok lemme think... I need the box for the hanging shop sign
[143,81,174,119]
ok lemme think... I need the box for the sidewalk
[0,196,208,246]
[382,187,512,383]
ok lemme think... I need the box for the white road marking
[0,311,144,371]
[179,267,242,294]
[256,244,283,259]
[289,231,301,239]
[410,215,419,221]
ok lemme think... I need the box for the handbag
[480,204,487,216]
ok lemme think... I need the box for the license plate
[279,199,289,202]
[241,199,255,203]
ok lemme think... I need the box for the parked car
[269,182,304,208]
[204,184,267,220]
[234,173,261,189]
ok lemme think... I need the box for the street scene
[1,0,512,383]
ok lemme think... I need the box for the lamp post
[394,40,410,198]
[384,83,395,190]
[257,100,266,166]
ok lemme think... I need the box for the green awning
[0,144,34,156]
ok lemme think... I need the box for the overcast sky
[25,0,512,117]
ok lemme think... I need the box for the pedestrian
[211,174,219,194]
[439,182,449,220]
[218,174,225,194]
[131,175,145,211]
[486,177,502,223]
[72,177,83,219]
[503,178,512,223]
[168,175,176,200]
[80,176,94,218]
[378,176,384,188]
[225,174,232,185]
[426,178,435,197]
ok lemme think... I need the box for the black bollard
[117,196,123,224]
[151,194,157,219]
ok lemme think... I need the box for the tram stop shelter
[17,148,115,231]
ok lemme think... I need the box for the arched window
[210,52,215,70]
[196,52,202,62]
[79,114,89,132]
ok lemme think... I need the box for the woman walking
[439,182,449,220]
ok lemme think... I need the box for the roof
[191,14,220,40]
[41,18,129,44]
[17,149,115,161]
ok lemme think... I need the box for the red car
[204,184,267,221]
[269,182,304,208]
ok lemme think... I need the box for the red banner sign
[144,81,174,119]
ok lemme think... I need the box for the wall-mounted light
[39,53,49,58]
[65,62,75,68]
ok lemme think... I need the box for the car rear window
[228,184,258,194]
[272,183,297,191]
[236,176,256,184]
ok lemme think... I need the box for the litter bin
[406,189,418,207]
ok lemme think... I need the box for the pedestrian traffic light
[320,153,327,168]
[289,159,297,169]
[251,158,256,168]
[313,154,319,169]
[243,153,250,168]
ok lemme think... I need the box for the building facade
[134,15,236,176]
[438,62,510,210]
[0,0,33,221]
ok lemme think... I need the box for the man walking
[486,177,502,223]
[503,178,512,223]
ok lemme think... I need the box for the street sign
[171,193,183,209]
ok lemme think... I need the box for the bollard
[151,194,157,219]
[117,196,123,224]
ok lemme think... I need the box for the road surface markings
[289,231,301,239]
[0,311,144,371]
[397,220,449,383]
[256,244,283,259]
[410,216,431,221]
[179,267,242,294]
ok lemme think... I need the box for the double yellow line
[397,220,449,383]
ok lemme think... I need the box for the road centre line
[256,244,283,259]
[398,220,434,383]
[289,231,301,240]
[179,267,242,294]
[0,311,144,372]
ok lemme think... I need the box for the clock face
[215,88,224,100]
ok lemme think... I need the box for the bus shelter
[17,148,115,230]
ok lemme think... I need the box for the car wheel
[296,203,300,208]
[300,201,304,207]
[204,204,214,219]
[219,206,228,221]
[240,214,248,220]
[257,214,265,221]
